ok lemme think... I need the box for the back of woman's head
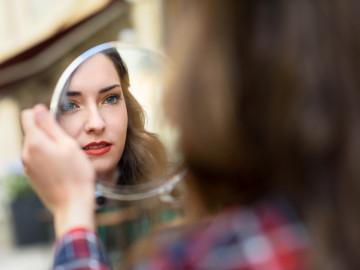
[166,0,360,268]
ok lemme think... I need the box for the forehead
[69,53,120,91]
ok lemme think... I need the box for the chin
[92,161,118,177]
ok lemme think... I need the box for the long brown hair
[166,0,360,268]
[103,48,167,185]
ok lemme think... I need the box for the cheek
[111,111,128,140]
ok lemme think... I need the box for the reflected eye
[59,101,79,112]
[103,94,121,105]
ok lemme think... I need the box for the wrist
[54,195,96,238]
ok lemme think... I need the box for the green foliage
[3,173,35,200]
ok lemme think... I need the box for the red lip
[82,141,112,156]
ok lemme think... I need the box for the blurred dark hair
[102,48,167,185]
[166,0,360,268]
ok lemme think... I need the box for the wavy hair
[102,48,167,185]
[165,0,360,268]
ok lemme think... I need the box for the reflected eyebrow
[66,84,121,96]
[66,91,81,96]
[99,84,121,93]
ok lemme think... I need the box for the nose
[84,106,105,134]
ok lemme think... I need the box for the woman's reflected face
[58,53,128,180]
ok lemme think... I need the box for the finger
[21,108,50,144]
[23,165,28,176]
[21,109,47,147]
[33,104,70,142]
[21,108,57,167]
[20,108,36,135]
[21,105,59,142]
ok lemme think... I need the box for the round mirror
[50,42,186,203]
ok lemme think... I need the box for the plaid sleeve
[53,227,112,270]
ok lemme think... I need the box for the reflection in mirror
[58,49,167,185]
[50,42,185,202]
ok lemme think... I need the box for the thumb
[21,107,54,149]
[33,104,70,143]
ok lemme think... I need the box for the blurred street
[0,243,53,270]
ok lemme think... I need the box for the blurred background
[0,0,179,268]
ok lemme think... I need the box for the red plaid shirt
[54,228,111,270]
[53,198,308,270]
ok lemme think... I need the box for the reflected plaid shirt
[53,198,309,270]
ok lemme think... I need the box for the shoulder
[139,198,309,270]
